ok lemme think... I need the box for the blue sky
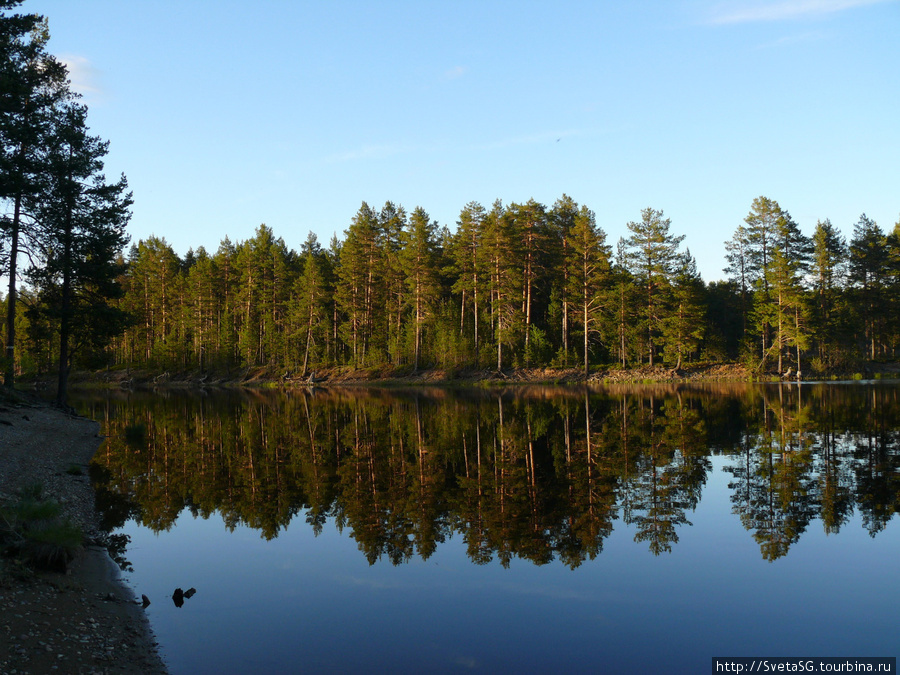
[24,0,900,281]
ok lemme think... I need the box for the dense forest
[16,196,900,383]
[2,4,900,397]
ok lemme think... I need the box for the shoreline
[0,390,167,674]
[36,360,900,393]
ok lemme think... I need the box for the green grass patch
[6,498,62,523]
[20,521,83,572]
[0,487,83,573]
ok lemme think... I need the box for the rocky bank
[0,391,166,674]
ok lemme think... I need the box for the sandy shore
[0,392,166,674]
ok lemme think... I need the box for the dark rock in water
[142,594,151,608]
[172,588,184,608]
[184,587,196,599]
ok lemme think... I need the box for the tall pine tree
[27,101,131,405]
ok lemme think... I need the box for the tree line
[64,197,900,378]
[0,1,131,404]
[11,194,900,385]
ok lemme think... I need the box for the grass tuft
[0,487,83,573]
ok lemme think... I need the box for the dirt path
[0,393,166,674]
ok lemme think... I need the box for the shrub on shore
[0,485,83,573]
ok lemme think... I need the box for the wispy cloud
[753,30,827,47]
[324,143,411,163]
[471,128,583,152]
[324,128,591,165]
[708,0,892,24]
[60,54,101,95]
[444,65,466,80]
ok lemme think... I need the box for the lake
[72,382,900,674]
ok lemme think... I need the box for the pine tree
[451,201,486,361]
[483,200,522,370]
[742,196,782,362]
[126,236,181,366]
[294,232,331,375]
[212,236,239,365]
[379,201,407,365]
[611,239,637,367]
[810,219,847,367]
[336,202,383,366]
[550,194,579,365]
[508,199,550,363]
[848,214,888,360]
[27,101,131,405]
[400,207,440,370]
[1,8,68,385]
[565,205,610,374]
[761,212,811,374]
[724,224,751,340]
[184,246,218,369]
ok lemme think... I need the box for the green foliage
[524,326,553,365]
[625,207,685,367]
[0,492,82,572]
[6,497,61,522]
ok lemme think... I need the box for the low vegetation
[0,484,83,573]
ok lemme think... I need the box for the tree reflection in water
[82,383,900,566]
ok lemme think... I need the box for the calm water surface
[72,383,900,674]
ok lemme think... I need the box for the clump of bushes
[0,484,83,572]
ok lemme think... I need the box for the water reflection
[82,383,900,566]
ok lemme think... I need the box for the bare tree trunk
[56,208,74,407]
[4,195,22,387]
[583,301,589,376]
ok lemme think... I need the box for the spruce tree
[625,207,684,367]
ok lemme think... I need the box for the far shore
[23,360,900,393]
